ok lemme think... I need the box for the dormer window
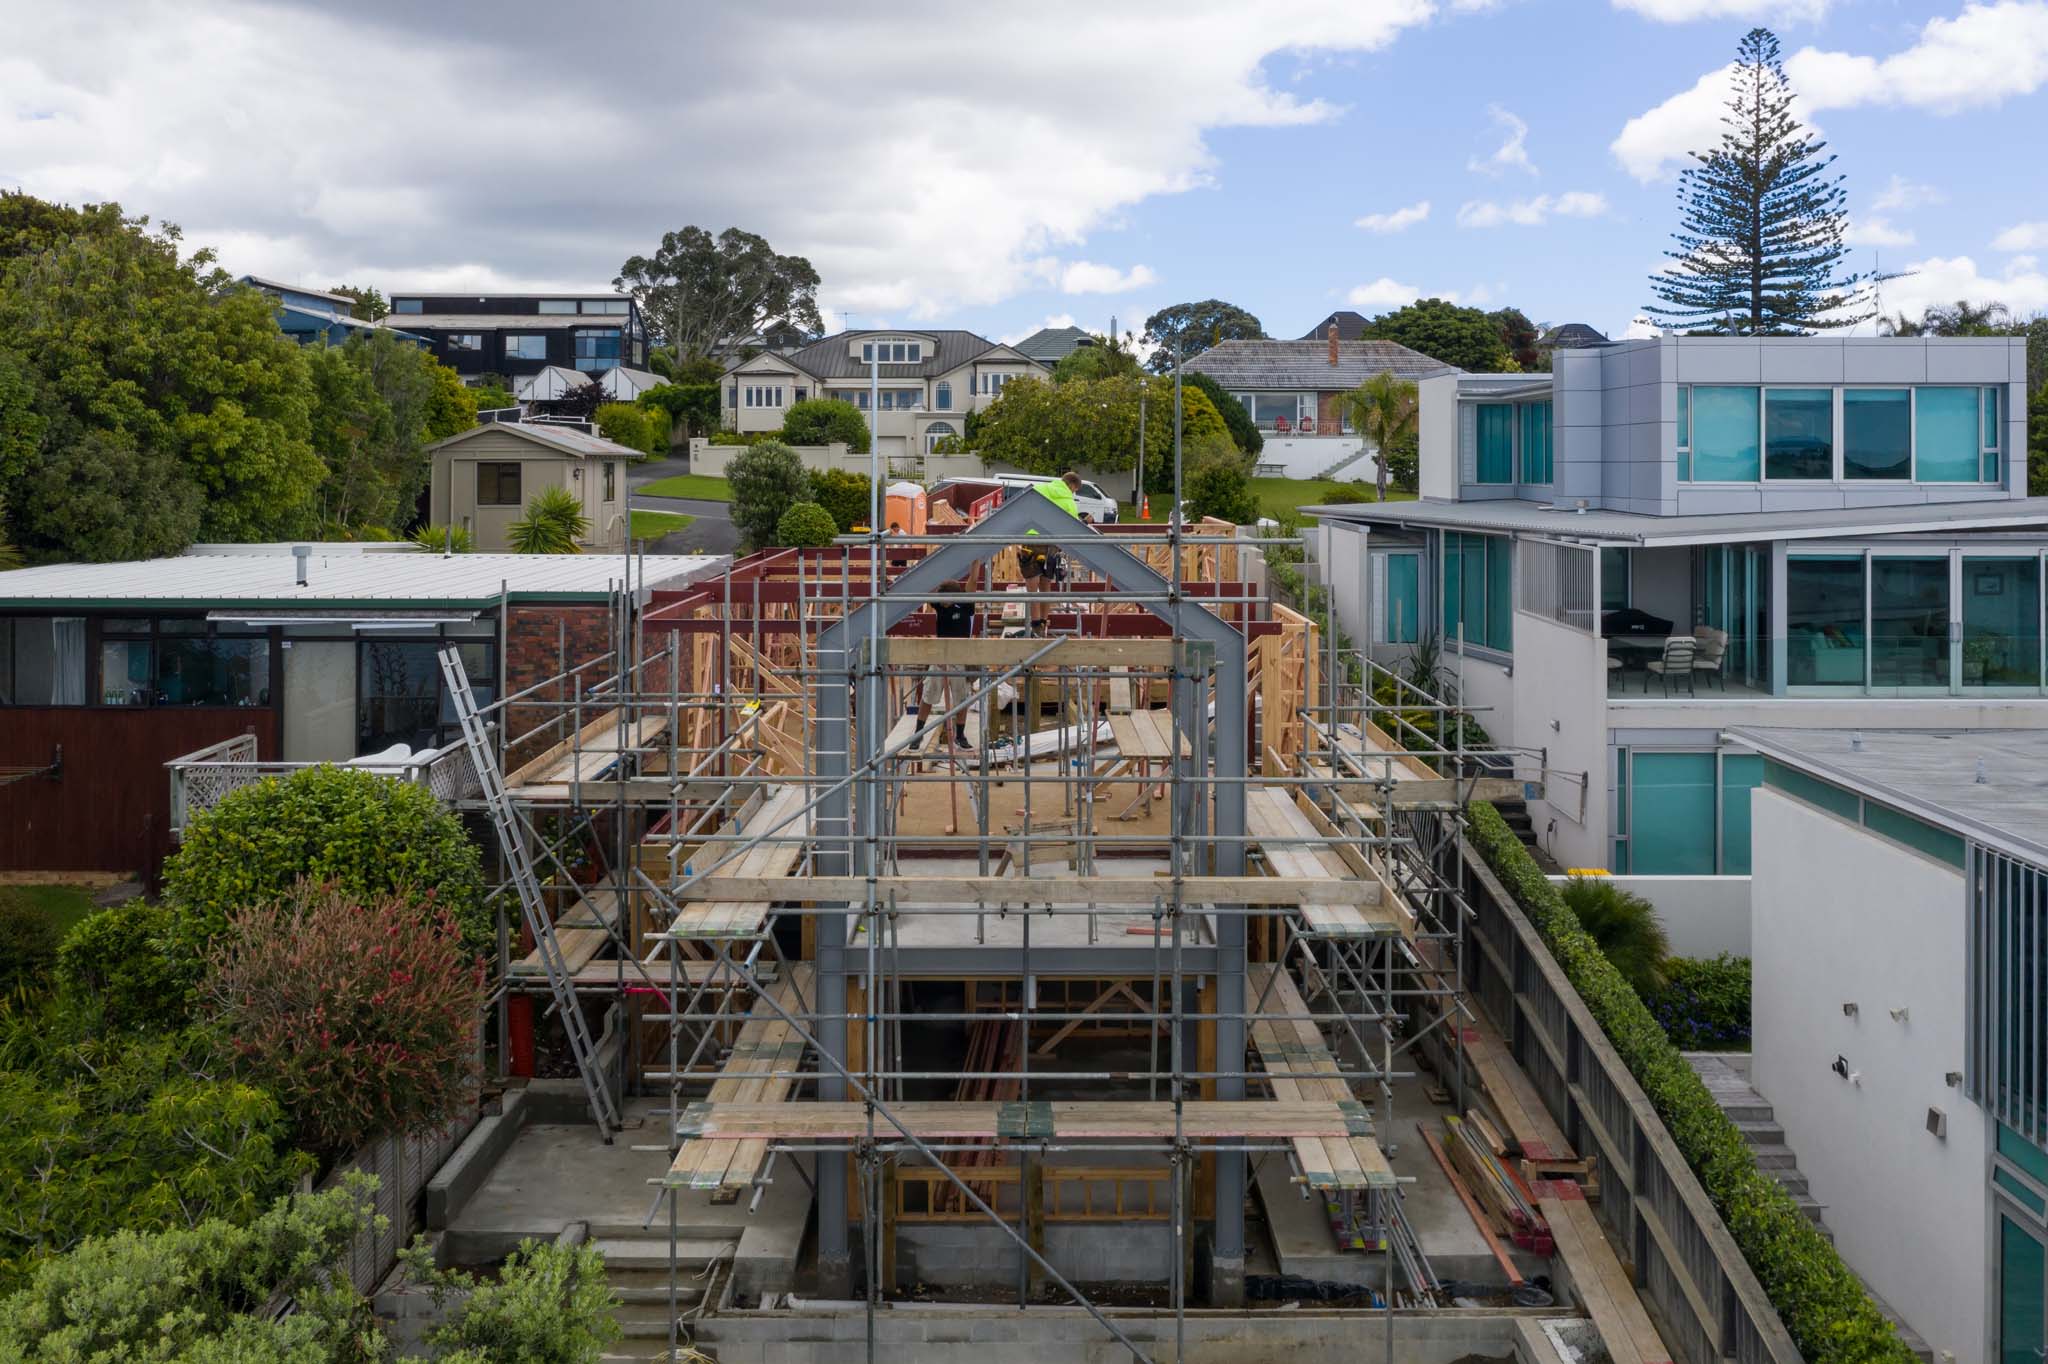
[859,338,923,364]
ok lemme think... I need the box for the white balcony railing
[167,734,486,837]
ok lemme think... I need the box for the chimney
[292,544,311,587]
[1327,322,1339,367]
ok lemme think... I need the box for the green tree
[2031,380,2048,497]
[809,468,873,534]
[11,430,203,563]
[637,381,721,440]
[1647,28,1870,333]
[1490,307,1543,370]
[1881,298,2012,336]
[614,226,822,362]
[305,330,455,534]
[1332,373,1419,503]
[727,441,813,549]
[595,401,663,457]
[973,375,1230,493]
[469,383,518,412]
[1142,300,1265,371]
[423,361,480,443]
[1051,337,1142,384]
[508,485,591,554]
[328,284,390,322]
[779,397,871,452]
[1182,370,1262,457]
[58,900,201,1033]
[1184,455,1258,524]
[774,501,839,548]
[1560,876,1671,994]
[1363,298,1507,372]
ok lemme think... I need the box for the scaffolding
[442,494,1541,1364]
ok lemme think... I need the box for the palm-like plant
[1561,876,1670,995]
[409,523,474,554]
[507,485,590,554]
[1332,373,1419,504]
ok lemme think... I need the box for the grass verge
[636,474,732,501]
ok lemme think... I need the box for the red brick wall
[504,604,615,764]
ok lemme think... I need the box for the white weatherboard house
[1732,726,2048,1364]
[1310,334,2040,887]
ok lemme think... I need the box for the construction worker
[1020,472,1084,633]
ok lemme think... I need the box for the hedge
[1468,802,1912,1364]
[1644,954,1752,1051]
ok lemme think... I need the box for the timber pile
[1451,1017,1598,1192]
[940,1017,1026,1211]
[1438,1114,1553,1255]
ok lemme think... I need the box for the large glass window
[158,633,270,707]
[537,300,579,314]
[1689,386,1761,481]
[1965,558,2043,688]
[1870,556,1949,689]
[1442,531,1511,653]
[573,329,621,372]
[504,334,547,360]
[1843,388,1911,480]
[1786,556,1866,687]
[2001,1216,2045,1364]
[1383,553,1419,644]
[1518,401,1553,484]
[1719,753,1765,875]
[444,334,483,352]
[1764,388,1833,479]
[1475,405,1514,484]
[357,639,493,755]
[1917,386,1982,482]
[1630,752,1716,875]
[391,298,423,314]
[935,381,951,410]
[0,618,85,704]
[1250,393,1302,431]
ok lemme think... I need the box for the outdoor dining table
[1606,635,1670,686]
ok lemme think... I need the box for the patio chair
[1693,625,1728,690]
[1645,636,1698,696]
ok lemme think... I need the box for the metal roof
[428,419,642,461]
[759,329,1045,382]
[1182,338,1454,389]
[0,548,727,608]
[1727,726,2048,867]
[1309,496,2048,546]
[383,314,625,331]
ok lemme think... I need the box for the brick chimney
[1327,322,1339,367]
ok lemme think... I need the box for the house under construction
[425,494,1759,1364]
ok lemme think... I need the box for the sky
[3,0,2046,348]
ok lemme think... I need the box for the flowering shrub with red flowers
[203,882,484,1155]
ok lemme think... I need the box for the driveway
[629,456,739,557]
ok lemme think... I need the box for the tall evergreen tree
[1646,28,1870,334]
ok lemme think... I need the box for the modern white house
[1309,334,2041,880]
[717,329,1049,458]
[1732,725,2048,1364]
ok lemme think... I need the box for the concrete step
[607,1267,711,1306]
[1767,1168,1810,1197]
[589,1235,735,1272]
[1733,1117,1785,1144]
[612,1302,682,1339]
[1721,1100,1775,1123]
[1747,1142,1799,1171]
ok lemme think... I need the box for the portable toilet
[884,481,928,534]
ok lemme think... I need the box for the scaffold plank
[876,638,1194,667]
[671,874,1379,908]
[1246,788,1406,939]
[1249,967,1394,1190]
[667,786,810,939]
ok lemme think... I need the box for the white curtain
[49,617,85,704]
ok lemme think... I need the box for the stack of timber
[1451,1016,1598,1193]
[1438,1114,1553,1255]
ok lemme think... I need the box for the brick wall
[504,604,614,765]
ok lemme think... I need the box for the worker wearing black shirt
[916,581,976,749]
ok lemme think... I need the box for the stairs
[1491,798,1561,871]
[1315,442,1377,482]
[588,1231,736,1348]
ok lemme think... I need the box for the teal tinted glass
[1861,802,1965,868]
[2000,1216,2045,1364]
[1630,752,1716,875]
[1690,386,1760,481]
[1917,387,1982,482]
[1786,556,1866,687]
[1519,401,1553,483]
[1477,406,1514,484]
[1763,759,1862,820]
[1385,554,1419,644]
[1869,557,1949,688]
[1720,753,1764,875]
[1965,558,2042,688]
[1765,388,1833,479]
[1844,389,1911,480]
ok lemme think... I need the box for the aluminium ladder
[437,645,622,1139]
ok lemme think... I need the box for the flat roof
[1310,496,2048,546]
[1726,726,2048,866]
[0,547,727,609]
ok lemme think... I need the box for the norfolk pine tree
[1647,28,1871,334]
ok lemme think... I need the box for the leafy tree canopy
[1142,300,1265,371]
[1490,307,1543,371]
[972,375,1230,495]
[727,442,812,549]
[1051,337,1142,384]
[774,501,839,548]
[1181,370,1262,457]
[306,330,461,534]
[1647,27,1870,333]
[329,284,389,322]
[1363,298,1509,373]
[779,397,870,453]
[615,226,822,362]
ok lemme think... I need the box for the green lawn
[636,474,733,501]
[629,510,697,541]
[1130,478,1415,523]
[6,883,98,937]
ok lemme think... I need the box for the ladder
[437,645,621,1139]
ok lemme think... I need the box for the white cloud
[1872,174,1944,213]
[1845,217,1915,247]
[1354,200,1431,233]
[1622,314,1664,339]
[0,1,1442,322]
[1346,278,1429,309]
[1615,4,2048,182]
[1456,192,1608,228]
[1874,253,2048,329]
[1468,105,1537,176]
[1993,222,2048,252]
[1058,261,1157,294]
[1611,0,1832,19]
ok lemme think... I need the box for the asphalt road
[629,457,738,556]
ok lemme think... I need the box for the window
[603,461,617,502]
[862,343,873,363]
[1475,405,1513,484]
[727,384,738,409]
[983,372,1013,396]
[1689,386,1761,481]
[1968,848,2048,1150]
[880,389,921,411]
[1917,386,1982,482]
[1676,386,1691,454]
[1764,388,1833,479]
[1441,531,1512,653]
[1965,558,2042,688]
[93,618,268,707]
[1719,753,1764,874]
[1844,389,1911,480]
[1985,386,2004,482]
[935,381,952,410]
[573,329,621,372]
[1518,400,1553,484]
[391,298,423,314]
[477,462,522,506]
[1600,547,1630,612]
[1629,752,1717,874]
[1870,556,1949,688]
[855,390,870,410]
[793,386,807,402]
[581,299,629,314]
[1785,556,1865,687]
[891,343,907,362]
[537,300,579,314]
[744,385,786,408]
[1383,553,1420,644]
[908,342,922,362]
[0,617,87,705]
[923,421,957,453]
[504,334,547,360]
[445,333,483,353]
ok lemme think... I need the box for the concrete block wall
[894,1223,1173,1290]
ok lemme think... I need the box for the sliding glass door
[1869,556,1950,691]
[1965,558,2044,689]
[1784,550,2048,694]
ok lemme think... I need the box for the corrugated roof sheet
[0,549,726,607]
[431,419,642,461]
[1182,338,1455,389]
[1309,496,2048,545]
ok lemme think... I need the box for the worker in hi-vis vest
[1020,471,1084,633]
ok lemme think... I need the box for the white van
[979,474,1120,524]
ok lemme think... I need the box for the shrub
[727,441,812,549]
[409,523,474,553]
[1183,370,1262,456]
[779,397,871,453]
[595,401,664,457]
[0,890,59,998]
[637,381,720,440]
[1469,803,1914,1364]
[1184,455,1258,524]
[1644,954,1752,1050]
[775,501,839,548]
[1318,480,1376,504]
[508,484,590,553]
[1380,429,1419,492]
[808,467,873,534]
[57,899,200,1032]
[400,1236,621,1364]
[469,383,517,412]
[162,764,488,959]
[1559,875,1670,994]
[205,883,484,1154]
[707,428,756,446]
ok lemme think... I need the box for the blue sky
[5,1,2045,347]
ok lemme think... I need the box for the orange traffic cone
[1140,495,1151,520]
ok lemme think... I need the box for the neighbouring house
[384,292,649,381]
[1296,309,1371,341]
[1014,324,1094,367]
[0,543,724,880]
[1182,327,1453,478]
[1734,725,2048,1364]
[1308,333,2040,888]
[1539,321,1610,353]
[427,421,641,552]
[718,328,1050,459]
[240,275,425,347]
